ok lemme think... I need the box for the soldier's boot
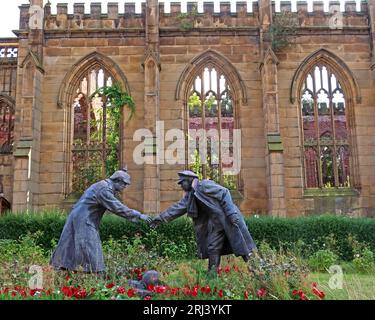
[208,254,221,274]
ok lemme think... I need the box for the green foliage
[1,213,375,262]
[248,242,310,299]
[267,11,298,51]
[0,232,46,288]
[188,92,202,115]
[348,235,375,273]
[189,149,203,180]
[177,4,198,31]
[307,249,339,272]
[91,83,135,122]
[90,83,135,175]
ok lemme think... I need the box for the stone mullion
[143,0,160,214]
[328,67,339,188]
[217,73,223,185]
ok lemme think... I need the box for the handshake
[135,211,164,228]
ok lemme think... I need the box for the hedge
[0,212,375,261]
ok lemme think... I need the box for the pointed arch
[0,94,15,154]
[175,49,248,105]
[57,51,131,108]
[60,52,130,196]
[19,50,44,74]
[290,48,361,104]
[295,49,361,190]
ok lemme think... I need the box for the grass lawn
[310,272,375,300]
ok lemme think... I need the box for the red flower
[292,289,298,295]
[144,295,151,300]
[11,291,17,297]
[90,288,97,294]
[106,283,115,289]
[182,287,191,295]
[298,291,309,301]
[171,288,179,295]
[191,287,199,297]
[127,288,136,298]
[155,286,167,294]
[1,288,10,295]
[61,286,73,298]
[224,266,231,273]
[65,275,70,281]
[147,284,155,292]
[218,289,224,298]
[244,291,249,300]
[312,287,325,300]
[73,289,87,299]
[29,289,42,297]
[201,286,212,294]
[117,287,125,295]
[257,288,267,298]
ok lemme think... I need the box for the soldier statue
[50,168,152,274]
[151,170,257,273]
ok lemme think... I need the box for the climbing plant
[90,83,135,175]
[267,11,298,51]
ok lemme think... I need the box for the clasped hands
[134,211,163,228]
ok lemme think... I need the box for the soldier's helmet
[177,170,199,184]
[110,168,131,185]
[141,270,161,286]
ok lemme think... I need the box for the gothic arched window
[301,65,351,188]
[187,66,238,190]
[71,67,118,193]
[0,97,14,154]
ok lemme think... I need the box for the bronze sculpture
[50,168,152,273]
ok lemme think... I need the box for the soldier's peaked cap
[177,170,199,184]
[110,167,131,184]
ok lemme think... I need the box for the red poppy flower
[257,288,267,298]
[201,286,211,294]
[144,296,151,300]
[29,289,41,297]
[147,284,155,292]
[224,266,231,273]
[171,288,179,295]
[73,289,87,299]
[244,291,249,300]
[218,289,224,298]
[292,289,298,295]
[117,287,125,294]
[127,288,136,298]
[106,283,115,289]
[155,286,166,294]
[298,291,309,300]
[182,287,191,295]
[312,287,325,300]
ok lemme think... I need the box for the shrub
[348,235,375,273]
[1,212,375,261]
[307,249,339,272]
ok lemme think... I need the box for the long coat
[50,179,141,272]
[160,180,257,259]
